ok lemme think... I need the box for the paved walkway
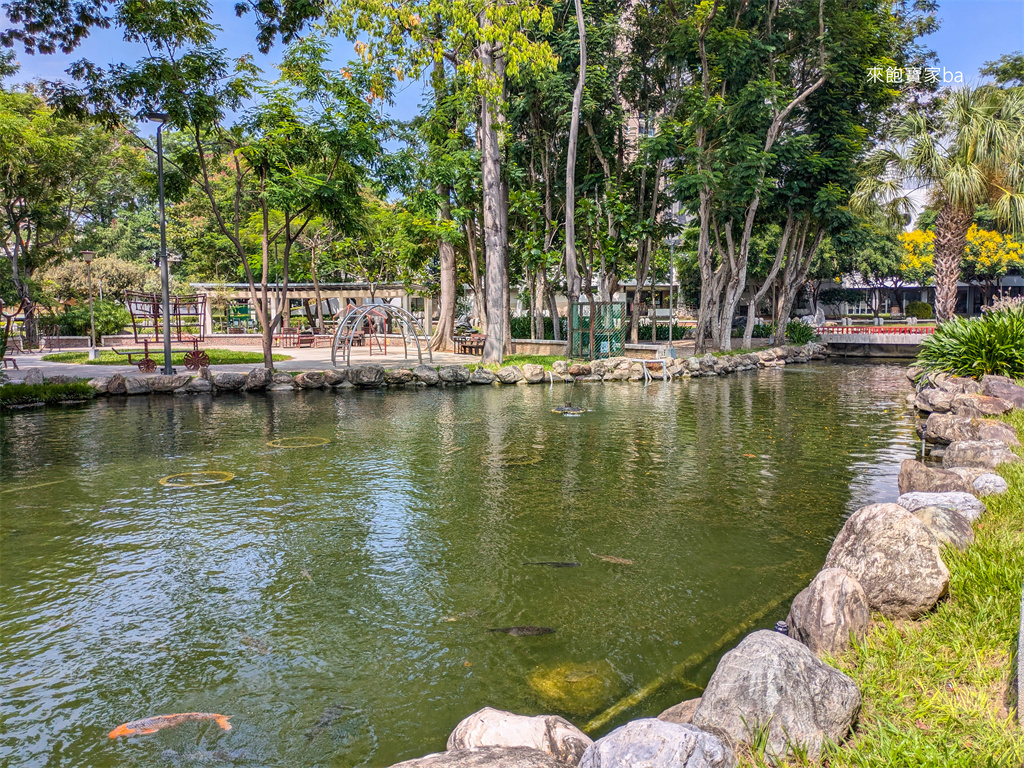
[3,344,479,382]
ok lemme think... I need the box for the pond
[0,362,915,767]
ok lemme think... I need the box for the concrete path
[3,344,479,382]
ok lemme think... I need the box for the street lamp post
[81,250,98,359]
[147,112,174,375]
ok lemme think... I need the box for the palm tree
[853,87,1024,322]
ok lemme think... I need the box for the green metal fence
[569,301,626,359]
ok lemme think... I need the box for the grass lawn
[744,409,1024,767]
[42,350,291,366]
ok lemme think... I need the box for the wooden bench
[456,334,486,355]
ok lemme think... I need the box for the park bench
[455,334,486,355]
[109,337,210,372]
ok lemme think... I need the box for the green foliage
[784,320,816,345]
[751,323,775,339]
[917,309,1024,380]
[0,382,95,408]
[905,301,934,320]
[41,349,289,365]
[510,315,564,340]
[52,300,131,337]
[818,288,861,307]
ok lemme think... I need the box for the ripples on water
[0,362,916,767]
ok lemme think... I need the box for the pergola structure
[189,282,436,336]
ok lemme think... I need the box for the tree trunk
[479,38,506,364]
[564,0,586,346]
[933,202,972,323]
[311,250,325,334]
[466,215,486,332]
[431,188,458,352]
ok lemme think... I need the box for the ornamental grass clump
[0,382,95,408]
[918,308,1024,380]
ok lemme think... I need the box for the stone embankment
[68,343,827,400]
[380,369,1024,768]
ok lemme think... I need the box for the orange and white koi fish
[108,713,232,738]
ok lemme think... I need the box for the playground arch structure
[331,303,433,369]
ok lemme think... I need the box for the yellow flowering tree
[898,229,935,286]
[962,225,1024,303]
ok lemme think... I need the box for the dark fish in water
[241,635,270,654]
[304,703,358,740]
[524,561,581,568]
[489,626,556,637]
[161,748,249,763]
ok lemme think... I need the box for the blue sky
[6,0,1024,120]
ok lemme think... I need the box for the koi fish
[524,561,580,568]
[588,550,634,565]
[488,626,556,636]
[108,712,232,738]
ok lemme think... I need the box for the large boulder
[951,393,1013,418]
[981,374,1024,409]
[975,420,1020,446]
[946,467,1010,496]
[922,413,1020,446]
[787,568,870,658]
[496,365,525,384]
[183,376,212,393]
[323,368,349,386]
[897,459,970,495]
[439,365,471,384]
[470,368,497,385]
[243,367,271,391]
[658,698,701,725]
[349,364,386,388]
[942,440,1021,471]
[896,491,987,523]
[105,373,128,395]
[413,365,440,386]
[692,631,860,761]
[147,373,192,392]
[391,748,568,768]
[928,372,983,395]
[579,719,735,768]
[447,708,591,766]
[87,376,110,394]
[294,371,326,389]
[22,367,44,384]
[915,388,953,413]
[385,368,416,386]
[213,371,246,391]
[823,503,949,619]
[522,364,545,384]
[124,376,151,395]
[911,506,975,551]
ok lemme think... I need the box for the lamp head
[80,250,97,264]
[145,112,170,123]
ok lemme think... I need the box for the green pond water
[0,362,916,767]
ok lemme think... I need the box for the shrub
[785,319,816,345]
[0,382,96,408]
[510,314,566,340]
[751,323,775,338]
[55,300,132,337]
[905,301,934,320]
[983,295,1024,314]
[918,308,1024,380]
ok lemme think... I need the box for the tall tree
[854,86,1024,322]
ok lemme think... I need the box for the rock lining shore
[67,343,828,398]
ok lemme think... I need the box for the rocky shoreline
[25,342,828,399]
[376,369,1024,768]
